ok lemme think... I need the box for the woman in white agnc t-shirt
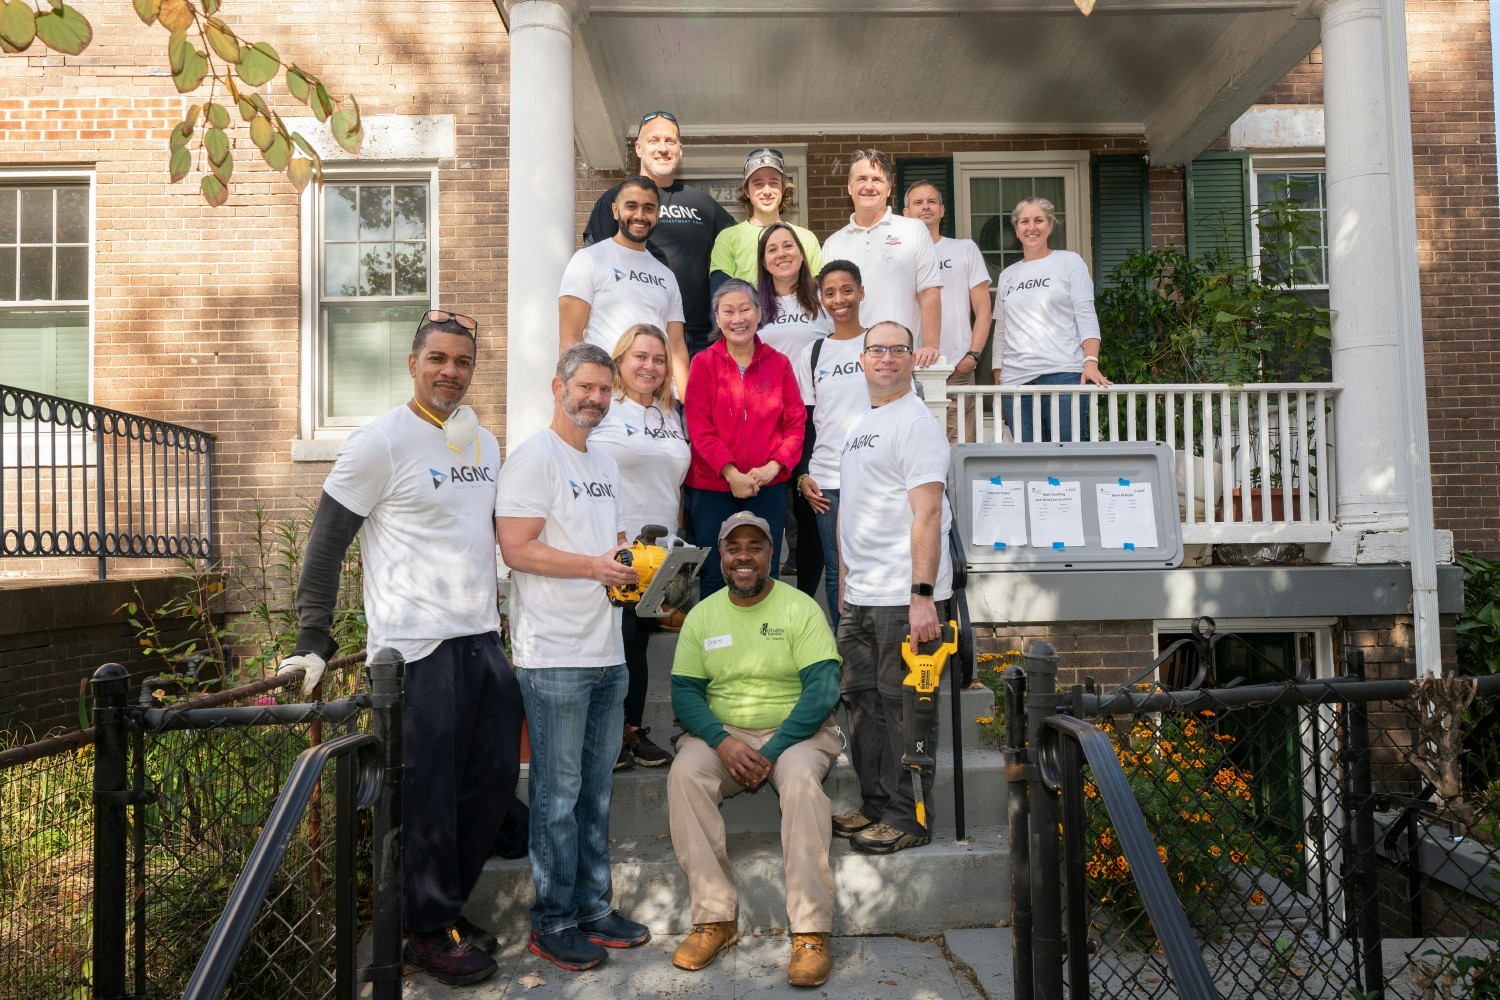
[993,196,1113,443]
[588,323,690,770]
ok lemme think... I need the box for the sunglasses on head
[747,146,784,161]
[419,310,477,334]
[641,111,678,126]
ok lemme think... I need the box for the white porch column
[1320,0,1407,529]
[505,0,576,451]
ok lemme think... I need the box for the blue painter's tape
[1119,477,1131,486]
[1124,542,1136,551]
[1047,476,1060,486]
[993,541,1007,550]
[990,475,1003,485]
[1052,541,1065,550]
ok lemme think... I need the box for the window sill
[290,437,347,463]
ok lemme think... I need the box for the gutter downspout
[1380,0,1443,676]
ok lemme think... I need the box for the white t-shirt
[558,238,686,352]
[795,335,871,487]
[934,236,992,364]
[822,209,942,334]
[837,391,954,607]
[322,406,502,663]
[759,293,832,364]
[994,249,1101,384]
[588,395,690,539]
[495,429,626,669]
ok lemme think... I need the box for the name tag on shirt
[704,635,733,650]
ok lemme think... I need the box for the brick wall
[1258,47,1324,106]
[0,1,510,579]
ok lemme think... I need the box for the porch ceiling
[552,0,1321,169]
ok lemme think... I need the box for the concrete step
[550,745,1008,839]
[467,824,1010,937]
[633,685,1000,752]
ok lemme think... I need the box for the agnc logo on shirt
[430,465,494,490]
[570,479,617,499]
[844,433,881,453]
[815,360,863,387]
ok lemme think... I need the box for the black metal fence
[0,383,214,579]
[0,652,398,1000]
[1007,631,1500,999]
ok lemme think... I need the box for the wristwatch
[911,583,935,597]
[963,351,983,365]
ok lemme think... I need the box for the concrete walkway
[400,928,1013,999]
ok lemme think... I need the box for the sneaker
[850,821,931,855]
[831,810,876,838]
[454,914,498,955]
[615,724,636,772]
[631,727,673,767]
[528,926,606,971]
[405,926,498,986]
[579,909,651,948]
[787,931,831,987]
[672,920,738,971]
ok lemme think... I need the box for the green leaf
[170,121,191,149]
[172,45,207,93]
[169,145,191,182]
[203,0,220,13]
[211,147,233,183]
[205,101,229,130]
[330,99,360,155]
[48,0,61,10]
[287,156,314,193]
[236,41,280,87]
[32,3,90,55]
[289,131,318,159]
[285,66,310,103]
[200,174,229,208]
[262,132,289,171]
[167,27,187,72]
[237,97,255,121]
[205,17,239,63]
[0,1,36,51]
[132,0,160,25]
[311,83,334,123]
[184,102,201,131]
[204,126,229,165]
[249,115,274,151]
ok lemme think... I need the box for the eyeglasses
[862,344,913,358]
[419,310,477,334]
[641,111,678,126]
[746,146,784,161]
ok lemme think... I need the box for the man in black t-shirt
[583,111,734,357]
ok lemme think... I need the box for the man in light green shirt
[667,511,840,988]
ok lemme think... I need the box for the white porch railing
[934,380,1342,545]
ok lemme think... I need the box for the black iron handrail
[181,731,381,1000]
[1,383,214,579]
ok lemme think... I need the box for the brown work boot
[671,921,738,971]
[787,931,830,987]
[831,810,875,838]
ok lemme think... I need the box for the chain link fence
[1009,639,1500,1000]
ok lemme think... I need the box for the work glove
[277,652,327,698]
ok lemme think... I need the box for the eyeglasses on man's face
[862,344,913,358]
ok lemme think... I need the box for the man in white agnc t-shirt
[495,343,653,973]
[560,176,690,398]
[835,320,954,856]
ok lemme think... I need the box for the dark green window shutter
[1091,153,1150,290]
[895,157,955,238]
[1185,151,1250,267]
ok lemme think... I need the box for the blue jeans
[812,487,841,624]
[1001,371,1087,443]
[688,482,787,599]
[516,664,628,934]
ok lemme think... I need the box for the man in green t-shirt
[667,511,841,988]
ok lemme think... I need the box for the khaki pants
[667,718,841,932]
[946,366,977,444]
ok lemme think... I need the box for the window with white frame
[677,144,809,226]
[0,179,91,401]
[1253,159,1328,290]
[953,151,1092,284]
[308,171,436,430]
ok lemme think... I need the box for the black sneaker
[528,926,607,971]
[405,926,498,986]
[631,727,673,767]
[579,909,651,948]
[455,914,498,955]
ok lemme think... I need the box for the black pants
[621,609,658,729]
[790,489,824,600]
[403,631,522,933]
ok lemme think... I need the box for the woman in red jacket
[685,277,806,597]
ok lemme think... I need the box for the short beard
[726,571,769,600]
[424,392,460,413]
[563,396,606,429]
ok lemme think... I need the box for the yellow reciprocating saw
[901,620,959,829]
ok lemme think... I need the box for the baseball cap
[718,511,773,544]
[742,147,786,183]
